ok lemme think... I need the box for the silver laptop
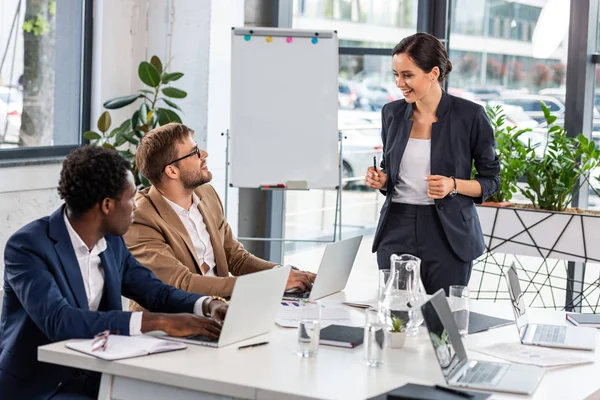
[164,266,290,348]
[504,263,596,351]
[283,235,362,301]
[422,290,544,395]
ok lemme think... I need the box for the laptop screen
[421,290,468,380]
[505,263,529,339]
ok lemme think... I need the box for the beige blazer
[124,185,276,311]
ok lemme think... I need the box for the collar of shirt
[162,192,200,216]
[63,210,107,256]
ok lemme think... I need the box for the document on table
[471,342,594,368]
[276,301,351,328]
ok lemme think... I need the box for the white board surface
[229,28,339,189]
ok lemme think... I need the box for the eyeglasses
[92,330,110,352]
[164,145,201,171]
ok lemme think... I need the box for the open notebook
[66,335,187,361]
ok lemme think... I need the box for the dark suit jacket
[372,91,500,262]
[0,205,202,400]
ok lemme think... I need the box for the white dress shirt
[392,138,435,205]
[63,211,208,336]
[163,193,217,276]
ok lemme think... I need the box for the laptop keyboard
[533,324,567,343]
[185,334,218,343]
[458,362,503,385]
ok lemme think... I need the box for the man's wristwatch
[210,295,228,304]
[448,176,458,197]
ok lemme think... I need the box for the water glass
[297,300,321,357]
[378,269,391,301]
[363,308,385,367]
[449,285,470,337]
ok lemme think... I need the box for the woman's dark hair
[392,32,453,82]
[58,145,131,218]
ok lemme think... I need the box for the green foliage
[483,105,536,203]
[86,55,186,188]
[519,102,600,211]
[390,315,404,332]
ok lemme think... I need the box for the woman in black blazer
[365,33,500,295]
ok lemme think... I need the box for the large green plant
[485,105,535,203]
[83,55,186,187]
[519,103,600,211]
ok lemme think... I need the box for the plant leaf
[139,103,149,124]
[102,143,116,150]
[139,89,154,95]
[104,94,141,109]
[83,131,102,141]
[131,110,140,133]
[150,55,163,74]
[138,61,161,87]
[119,132,140,145]
[157,108,182,125]
[161,87,187,99]
[97,111,112,133]
[160,97,182,111]
[161,72,184,84]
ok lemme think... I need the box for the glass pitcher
[380,254,427,336]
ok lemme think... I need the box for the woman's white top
[392,138,435,205]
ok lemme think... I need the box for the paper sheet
[471,342,594,367]
[276,301,351,328]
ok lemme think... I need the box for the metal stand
[221,129,344,245]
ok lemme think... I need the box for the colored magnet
[286,37,293,43]
[266,36,273,43]
[311,37,318,44]
[244,35,251,41]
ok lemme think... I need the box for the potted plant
[84,55,187,188]
[476,102,600,266]
[480,104,535,207]
[386,315,406,349]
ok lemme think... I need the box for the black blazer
[372,91,500,262]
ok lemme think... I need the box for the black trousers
[50,370,100,400]
[376,202,472,295]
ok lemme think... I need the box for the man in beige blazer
[124,123,315,311]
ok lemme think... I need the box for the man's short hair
[57,145,131,218]
[136,123,194,185]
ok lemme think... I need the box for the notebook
[566,313,600,328]
[368,383,491,400]
[66,335,187,361]
[319,324,364,348]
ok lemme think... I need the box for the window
[449,0,569,176]
[0,0,91,157]
[285,0,417,256]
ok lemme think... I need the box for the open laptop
[283,235,362,301]
[163,266,290,348]
[422,289,544,395]
[504,262,596,351]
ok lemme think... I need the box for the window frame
[0,0,94,165]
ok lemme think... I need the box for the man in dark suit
[0,146,228,399]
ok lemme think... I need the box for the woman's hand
[365,166,387,190]
[425,175,454,199]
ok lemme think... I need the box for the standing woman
[366,33,500,295]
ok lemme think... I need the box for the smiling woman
[365,32,500,295]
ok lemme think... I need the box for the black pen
[434,385,473,399]
[373,156,377,171]
[238,341,269,350]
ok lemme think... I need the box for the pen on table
[238,341,269,350]
[434,385,474,399]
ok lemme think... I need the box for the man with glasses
[0,146,228,399]
[124,123,315,310]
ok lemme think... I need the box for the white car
[338,110,382,189]
[0,86,22,144]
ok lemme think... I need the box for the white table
[38,280,600,400]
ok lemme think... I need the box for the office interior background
[1,0,600,311]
